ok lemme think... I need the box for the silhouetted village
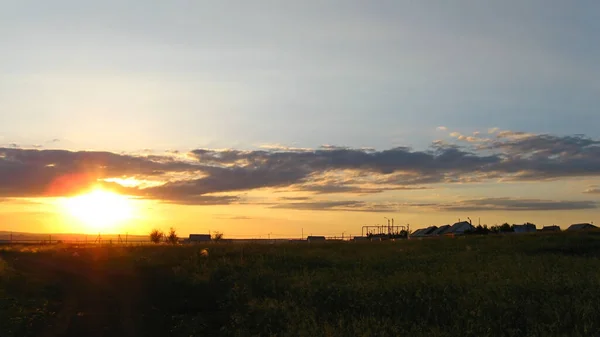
[409,221,597,238]
[1,220,597,245]
[182,219,598,244]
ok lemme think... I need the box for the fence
[0,232,359,245]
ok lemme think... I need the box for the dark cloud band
[271,198,598,212]
[1,132,599,205]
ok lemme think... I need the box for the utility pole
[384,217,390,235]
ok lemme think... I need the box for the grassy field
[1,233,600,337]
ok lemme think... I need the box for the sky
[0,1,599,237]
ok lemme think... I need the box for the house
[446,221,475,235]
[566,223,598,231]
[423,226,438,235]
[411,226,438,237]
[307,236,326,243]
[411,228,427,237]
[513,223,537,233]
[186,234,211,243]
[541,225,561,232]
[430,225,451,236]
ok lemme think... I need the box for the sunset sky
[1,1,599,237]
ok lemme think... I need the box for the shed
[513,223,537,233]
[566,223,598,231]
[423,226,438,235]
[188,234,211,242]
[411,228,428,237]
[541,225,561,232]
[447,221,475,235]
[307,236,326,243]
[412,226,438,237]
[430,225,451,236]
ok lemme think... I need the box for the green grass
[1,233,600,337]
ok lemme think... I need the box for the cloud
[258,143,312,152]
[449,131,489,143]
[278,196,311,201]
[0,147,198,199]
[292,184,430,195]
[436,126,448,131]
[213,215,253,220]
[155,195,240,206]
[436,198,598,212]
[271,200,398,212]
[483,134,600,180]
[584,186,600,194]
[1,132,600,204]
[272,197,598,213]
[495,130,535,140]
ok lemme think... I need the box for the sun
[61,188,135,232]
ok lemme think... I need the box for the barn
[307,236,326,243]
[446,221,475,235]
[566,223,598,231]
[513,223,537,233]
[411,226,438,237]
[430,225,451,236]
[186,234,212,243]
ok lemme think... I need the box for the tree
[396,229,409,239]
[212,231,224,242]
[466,225,490,235]
[166,227,178,245]
[499,223,514,233]
[150,229,164,244]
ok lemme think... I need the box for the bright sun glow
[61,188,135,232]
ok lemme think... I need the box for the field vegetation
[1,232,600,337]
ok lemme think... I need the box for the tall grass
[1,233,600,336]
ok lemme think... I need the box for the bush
[212,232,224,242]
[166,227,179,245]
[150,229,164,244]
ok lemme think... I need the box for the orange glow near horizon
[59,187,136,233]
